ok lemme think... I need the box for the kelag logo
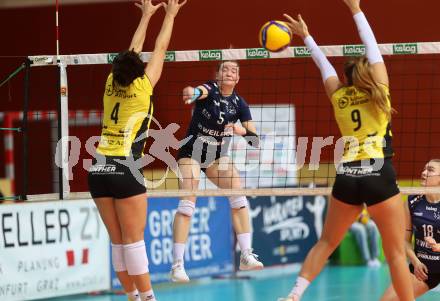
[393,43,418,54]
[246,48,269,59]
[107,53,118,64]
[165,51,176,62]
[343,45,365,56]
[199,50,222,61]
[294,47,311,57]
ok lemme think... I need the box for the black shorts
[332,158,400,206]
[88,156,146,199]
[409,263,440,289]
[177,139,228,173]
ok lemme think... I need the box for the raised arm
[129,0,163,53]
[145,0,187,88]
[283,14,341,98]
[343,0,388,86]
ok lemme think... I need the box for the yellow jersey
[331,84,393,162]
[96,73,153,158]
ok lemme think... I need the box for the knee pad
[229,196,248,209]
[123,240,149,275]
[177,199,195,217]
[111,243,126,272]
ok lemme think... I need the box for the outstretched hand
[283,14,309,39]
[425,236,440,252]
[182,86,195,104]
[164,0,187,17]
[135,0,164,17]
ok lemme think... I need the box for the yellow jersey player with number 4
[278,0,414,300]
[87,1,187,301]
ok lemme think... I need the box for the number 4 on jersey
[111,102,120,124]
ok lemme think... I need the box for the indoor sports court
[1,0,440,301]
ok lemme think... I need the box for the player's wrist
[351,7,362,15]
[190,87,202,101]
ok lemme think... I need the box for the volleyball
[259,21,292,52]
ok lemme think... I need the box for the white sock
[173,243,186,262]
[289,276,310,299]
[140,290,156,301]
[127,289,139,301]
[237,233,252,251]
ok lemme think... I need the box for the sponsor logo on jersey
[246,48,270,59]
[417,252,440,261]
[165,51,176,62]
[338,97,349,109]
[294,47,311,57]
[199,50,222,61]
[105,84,113,96]
[393,43,418,55]
[413,212,423,216]
[89,164,117,173]
[426,206,438,212]
[107,53,118,64]
[202,108,211,119]
[343,45,366,56]
[225,102,237,114]
[337,165,376,176]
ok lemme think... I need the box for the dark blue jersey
[185,81,252,146]
[409,195,440,271]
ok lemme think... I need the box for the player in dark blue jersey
[382,159,440,300]
[170,60,263,282]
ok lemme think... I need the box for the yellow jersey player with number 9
[279,0,414,300]
[87,1,187,301]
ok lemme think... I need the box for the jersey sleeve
[201,80,217,98]
[238,97,252,122]
[408,195,422,213]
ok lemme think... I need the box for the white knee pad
[111,243,126,272]
[229,196,248,209]
[123,240,149,275]
[177,199,196,217]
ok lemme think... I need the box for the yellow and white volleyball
[259,21,292,52]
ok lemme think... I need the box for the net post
[56,61,70,200]
[21,58,31,201]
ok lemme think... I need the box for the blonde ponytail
[344,57,395,120]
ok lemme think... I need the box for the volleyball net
[2,42,440,200]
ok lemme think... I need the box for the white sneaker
[277,295,300,301]
[127,295,141,301]
[170,260,190,283]
[367,258,381,268]
[239,249,264,271]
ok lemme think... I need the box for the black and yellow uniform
[88,73,153,199]
[331,84,399,206]
[408,195,440,289]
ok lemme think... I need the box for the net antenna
[55,0,70,198]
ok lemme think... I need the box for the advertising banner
[243,194,327,267]
[0,199,110,301]
[111,196,233,288]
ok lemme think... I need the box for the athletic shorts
[88,156,146,199]
[409,263,440,289]
[177,138,228,173]
[332,158,400,206]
